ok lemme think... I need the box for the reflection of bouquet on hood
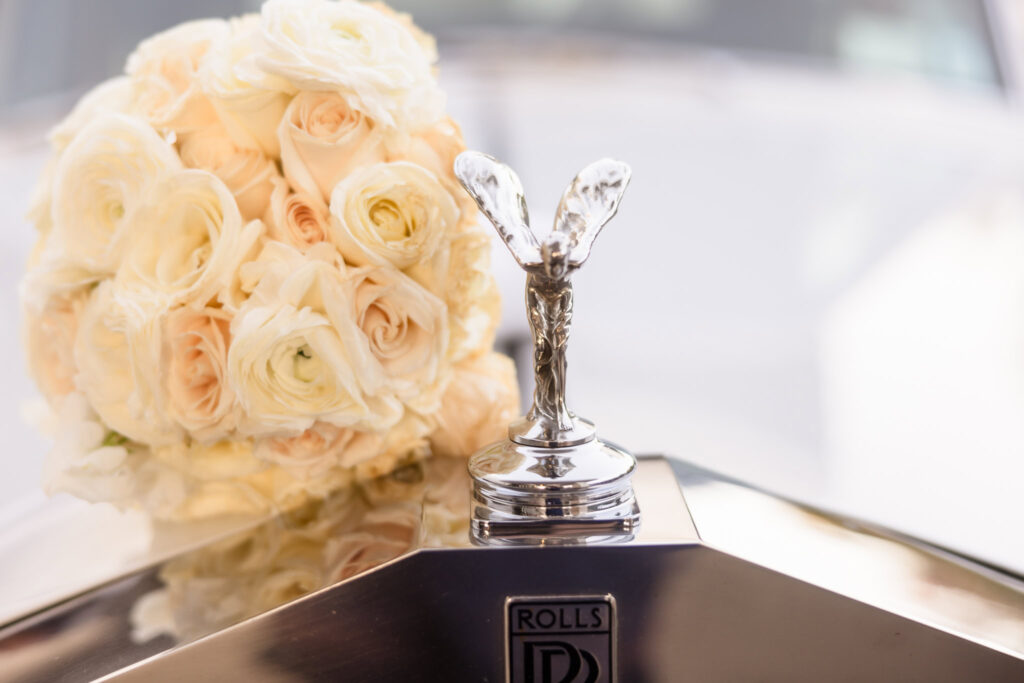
[20,0,519,521]
[132,456,471,643]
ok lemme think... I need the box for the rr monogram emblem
[506,596,616,683]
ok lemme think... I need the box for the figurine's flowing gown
[525,272,574,433]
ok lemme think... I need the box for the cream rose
[328,161,457,269]
[229,245,401,436]
[199,14,293,158]
[254,422,383,479]
[126,19,228,133]
[74,282,181,446]
[430,352,520,458]
[264,178,331,251]
[117,169,262,309]
[179,123,279,220]
[389,117,477,224]
[257,0,443,129]
[23,288,88,402]
[47,113,181,277]
[164,306,237,441]
[347,265,448,411]
[279,90,386,202]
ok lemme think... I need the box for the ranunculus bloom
[74,282,181,446]
[257,0,443,129]
[228,244,401,436]
[49,77,134,153]
[328,161,457,270]
[47,113,181,277]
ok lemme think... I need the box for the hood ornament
[455,151,640,544]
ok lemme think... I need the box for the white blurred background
[2,0,1024,580]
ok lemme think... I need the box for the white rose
[279,90,386,202]
[126,19,229,133]
[257,0,443,129]
[199,14,293,157]
[117,169,262,309]
[430,352,520,458]
[254,422,383,479]
[229,245,401,436]
[263,178,331,251]
[328,161,458,269]
[347,265,448,411]
[74,282,181,446]
[47,113,181,277]
[23,288,88,402]
[179,122,279,220]
[164,306,237,441]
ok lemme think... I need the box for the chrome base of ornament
[468,429,640,545]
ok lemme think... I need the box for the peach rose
[348,265,448,412]
[179,123,279,221]
[126,19,228,133]
[24,288,88,401]
[430,352,520,458]
[263,178,331,251]
[278,91,386,202]
[164,306,237,441]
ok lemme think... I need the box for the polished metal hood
[2,455,1022,682]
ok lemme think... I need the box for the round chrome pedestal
[468,435,640,545]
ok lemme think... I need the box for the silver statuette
[454,151,640,544]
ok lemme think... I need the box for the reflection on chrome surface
[132,457,471,644]
[0,457,1022,682]
[0,457,470,683]
[675,461,1024,657]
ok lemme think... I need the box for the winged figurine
[454,151,631,445]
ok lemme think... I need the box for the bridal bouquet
[20,0,518,521]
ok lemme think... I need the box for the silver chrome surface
[4,457,1024,681]
[454,151,638,543]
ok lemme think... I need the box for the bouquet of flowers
[20,0,519,521]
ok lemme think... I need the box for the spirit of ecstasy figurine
[454,151,640,543]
